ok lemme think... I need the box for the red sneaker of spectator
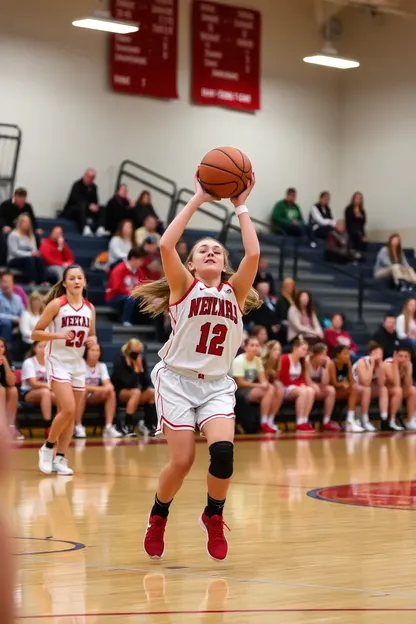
[322,421,340,432]
[200,512,229,561]
[261,423,277,434]
[143,515,167,558]
[296,423,316,433]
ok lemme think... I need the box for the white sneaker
[103,425,122,438]
[362,421,377,432]
[96,226,111,237]
[390,420,404,431]
[9,425,25,440]
[38,444,54,475]
[52,456,74,476]
[267,420,281,433]
[138,421,150,436]
[74,424,86,439]
[406,420,416,431]
[345,420,365,433]
[83,225,94,236]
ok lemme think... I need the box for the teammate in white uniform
[135,173,260,562]
[306,343,338,431]
[352,341,386,432]
[20,341,56,424]
[381,345,416,431]
[33,265,97,475]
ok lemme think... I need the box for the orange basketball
[198,146,252,199]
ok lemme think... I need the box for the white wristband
[235,204,249,216]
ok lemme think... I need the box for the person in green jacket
[271,188,309,240]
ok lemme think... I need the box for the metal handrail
[173,188,231,240]
[0,124,22,197]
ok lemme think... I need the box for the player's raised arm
[159,175,218,302]
[228,174,261,310]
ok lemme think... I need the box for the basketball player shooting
[134,171,260,561]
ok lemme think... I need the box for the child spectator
[135,215,161,247]
[232,336,281,434]
[7,215,46,284]
[328,345,364,432]
[39,225,75,282]
[108,219,135,267]
[279,337,316,433]
[324,313,358,357]
[307,343,338,431]
[20,341,55,427]
[0,271,25,345]
[0,337,20,439]
[19,291,44,347]
[352,342,386,432]
[287,290,323,345]
[105,248,147,326]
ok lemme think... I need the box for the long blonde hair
[262,340,281,381]
[133,238,261,316]
[121,338,144,372]
[16,214,35,242]
[44,265,86,305]
[28,291,44,315]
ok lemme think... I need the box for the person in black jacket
[345,192,367,253]
[63,169,109,237]
[372,315,402,359]
[111,338,156,435]
[309,191,336,243]
[135,191,163,233]
[254,255,275,295]
[105,184,137,234]
[247,281,281,340]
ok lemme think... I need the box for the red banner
[110,0,178,99]
[192,1,261,112]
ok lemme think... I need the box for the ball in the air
[198,146,252,199]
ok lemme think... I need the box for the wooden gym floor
[8,432,416,623]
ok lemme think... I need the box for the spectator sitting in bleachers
[271,187,308,240]
[372,314,401,359]
[106,183,136,234]
[261,340,283,433]
[19,291,44,348]
[74,343,122,439]
[287,290,323,345]
[307,343,338,431]
[7,215,47,285]
[324,313,358,357]
[325,220,360,264]
[135,215,161,248]
[141,237,163,281]
[232,336,281,434]
[374,233,416,291]
[396,298,416,349]
[108,219,135,268]
[105,247,147,327]
[352,341,385,432]
[381,345,416,431]
[63,168,109,237]
[328,345,364,433]
[247,281,280,340]
[309,191,336,244]
[254,255,275,295]
[39,225,75,282]
[251,325,269,355]
[111,338,156,436]
[279,336,316,433]
[0,187,43,237]
[0,337,21,439]
[276,278,296,343]
[0,271,25,345]
[175,239,188,262]
[135,190,162,230]
[20,341,55,428]
[345,192,367,254]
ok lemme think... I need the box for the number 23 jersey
[46,296,93,366]
[159,279,243,377]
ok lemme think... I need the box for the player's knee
[172,452,194,475]
[40,388,51,399]
[209,441,234,480]
[394,386,403,399]
[327,385,336,398]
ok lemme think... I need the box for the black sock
[205,494,226,518]
[45,441,55,450]
[56,453,64,458]
[151,494,173,519]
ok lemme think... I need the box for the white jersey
[353,355,379,383]
[21,356,47,393]
[46,296,93,366]
[85,362,110,386]
[307,355,328,383]
[159,279,243,378]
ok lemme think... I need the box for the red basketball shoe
[143,515,167,558]
[200,512,229,561]
[322,421,340,432]
[261,423,276,434]
[296,423,316,433]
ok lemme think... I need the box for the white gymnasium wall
[0,0,341,224]
[340,9,416,243]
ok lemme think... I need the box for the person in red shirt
[39,226,75,282]
[105,247,146,326]
[141,236,163,280]
[324,313,358,357]
[279,336,316,433]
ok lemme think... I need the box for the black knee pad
[208,441,234,479]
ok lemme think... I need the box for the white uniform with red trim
[45,296,93,390]
[152,278,243,435]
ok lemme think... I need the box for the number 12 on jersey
[195,322,228,356]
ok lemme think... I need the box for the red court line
[19,608,416,618]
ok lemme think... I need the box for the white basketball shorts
[151,361,237,436]
[45,356,86,392]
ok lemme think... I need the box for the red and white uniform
[353,355,379,384]
[84,361,110,398]
[152,279,242,435]
[280,353,306,396]
[21,356,47,393]
[45,296,93,390]
[383,357,410,381]
[307,356,327,384]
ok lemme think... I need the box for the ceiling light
[72,13,139,35]
[303,53,359,69]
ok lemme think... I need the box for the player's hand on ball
[85,336,98,348]
[194,171,220,203]
[231,171,256,208]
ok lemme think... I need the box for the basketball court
[9,433,416,623]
